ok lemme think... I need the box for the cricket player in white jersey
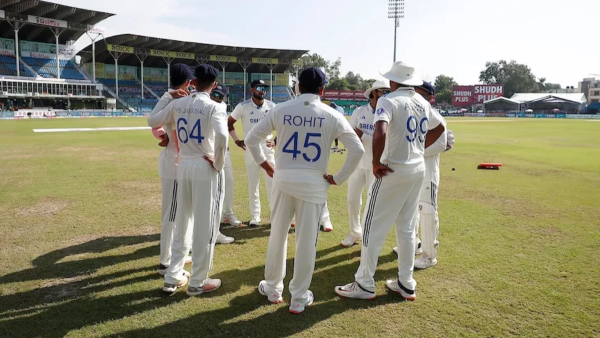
[246,67,364,314]
[228,80,276,226]
[210,83,236,244]
[148,64,228,296]
[150,64,194,275]
[392,82,455,269]
[341,80,391,248]
[335,61,445,301]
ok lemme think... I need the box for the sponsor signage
[252,57,278,64]
[87,25,105,35]
[209,55,237,63]
[148,49,195,60]
[107,44,134,54]
[28,15,67,28]
[451,84,504,106]
[452,86,473,107]
[473,85,504,103]
[323,90,365,100]
[465,113,478,117]
[292,59,303,66]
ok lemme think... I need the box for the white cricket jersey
[148,92,229,171]
[374,88,443,175]
[151,92,179,179]
[349,104,376,170]
[423,111,448,185]
[245,94,364,204]
[230,98,276,140]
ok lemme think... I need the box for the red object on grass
[478,163,503,170]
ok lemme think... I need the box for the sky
[52,0,599,87]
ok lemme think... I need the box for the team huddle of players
[147,61,454,313]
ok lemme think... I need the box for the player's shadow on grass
[0,234,160,286]
[0,233,400,338]
[104,251,403,338]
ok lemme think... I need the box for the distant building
[578,78,600,104]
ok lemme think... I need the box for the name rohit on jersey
[283,115,326,128]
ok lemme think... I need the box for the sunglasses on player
[378,89,391,95]
[211,92,225,100]
[254,86,268,92]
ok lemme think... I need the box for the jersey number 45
[282,132,322,162]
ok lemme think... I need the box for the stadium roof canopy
[0,0,114,44]
[483,97,520,105]
[78,34,309,74]
[510,93,587,104]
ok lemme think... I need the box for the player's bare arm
[227,116,246,150]
[372,121,394,178]
[425,123,446,149]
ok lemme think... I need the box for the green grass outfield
[0,117,599,338]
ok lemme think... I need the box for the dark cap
[419,81,435,96]
[194,64,219,82]
[170,63,193,88]
[299,67,328,88]
[250,79,270,88]
[212,82,229,96]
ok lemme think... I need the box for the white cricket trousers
[165,159,224,288]
[159,178,193,267]
[222,151,235,218]
[354,169,425,292]
[347,168,374,238]
[244,150,274,218]
[264,184,325,302]
[417,181,439,259]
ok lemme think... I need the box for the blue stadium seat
[0,55,35,77]
[21,57,86,80]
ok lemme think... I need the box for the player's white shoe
[249,215,261,227]
[289,290,314,314]
[414,253,437,269]
[385,279,416,301]
[320,221,333,232]
[162,271,190,294]
[258,280,283,304]
[340,235,361,248]
[216,232,234,245]
[222,214,242,226]
[186,278,222,296]
[334,282,376,300]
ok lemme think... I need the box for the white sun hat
[379,61,423,87]
[364,79,391,99]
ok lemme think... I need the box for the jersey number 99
[177,118,204,144]
[406,116,428,143]
[282,132,322,162]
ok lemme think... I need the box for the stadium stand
[0,55,35,77]
[22,57,86,80]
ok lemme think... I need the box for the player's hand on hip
[158,135,169,147]
[373,163,394,179]
[235,140,247,150]
[323,175,337,185]
[169,89,188,98]
[266,140,275,148]
[446,130,455,151]
[259,160,275,178]
[203,155,216,170]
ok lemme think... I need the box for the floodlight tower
[388,0,405,62]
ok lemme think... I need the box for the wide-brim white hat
[379,61,423,87]
[364,79,391,99]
